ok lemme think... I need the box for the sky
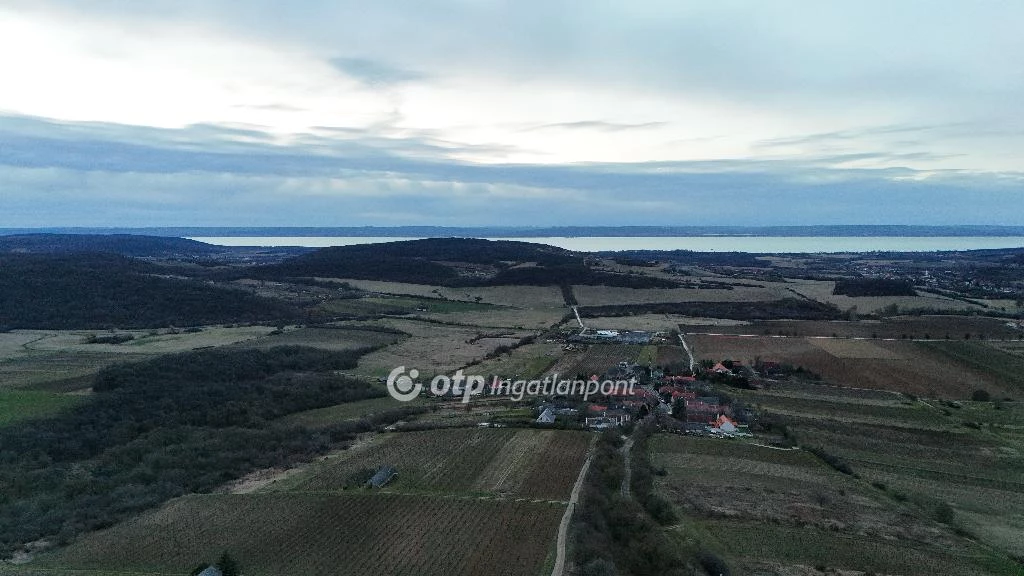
[1,0,1022,227]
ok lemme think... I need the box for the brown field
[571,283,787,307]
[683,315,1020,340]
[656,345,687,367]
[42,492,563,576]
[688,334,1018,398]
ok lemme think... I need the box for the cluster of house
[531,358,754,436]
[657,372,750,437]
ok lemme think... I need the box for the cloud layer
[1,1,1022,226]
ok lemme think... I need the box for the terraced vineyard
[650,435,1021,575]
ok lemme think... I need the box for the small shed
[536,408,556,424]
[196,567,223,576]
[366,465,398,488]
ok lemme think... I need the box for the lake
[188,236,1024,253]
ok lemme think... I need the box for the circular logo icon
[386,366,422,402]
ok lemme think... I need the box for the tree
[971,389,991,402]
[217,552,240,576]
[671,398,686,420]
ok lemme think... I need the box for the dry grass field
[350,319,533,378]
[0,327,278,391]
[786,279,986,314]
[464,341,564,380]
[241,326,404,351]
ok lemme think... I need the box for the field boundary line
[551,436,595,576]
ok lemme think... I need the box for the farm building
[195,567,222,576]
[536,408,556,424]
[366,465,398,488]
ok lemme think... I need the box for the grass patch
[0,390,82,426]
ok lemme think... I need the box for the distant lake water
[189,236,1024,253]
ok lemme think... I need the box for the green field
[281,395,422,428]
[0,390,82,426]
[322,295,499,316]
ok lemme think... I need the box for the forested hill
[0,233,225,258]
[0,253,294,329]
[252,237,679,288]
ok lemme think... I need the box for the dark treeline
[601,250,766,268]
[578,298,843,321]
[833,278,917,297]
[0,254,295,330]
[0,346,415,555]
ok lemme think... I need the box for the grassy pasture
[280,395,422,428]
[0,389,82,427]
[41,492,564,576]
[242,326,404,351]
[0,326,276,391]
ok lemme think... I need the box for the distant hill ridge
[0,234,224,257]
[255,237,678,288]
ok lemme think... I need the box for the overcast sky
[1,0,1022,227]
